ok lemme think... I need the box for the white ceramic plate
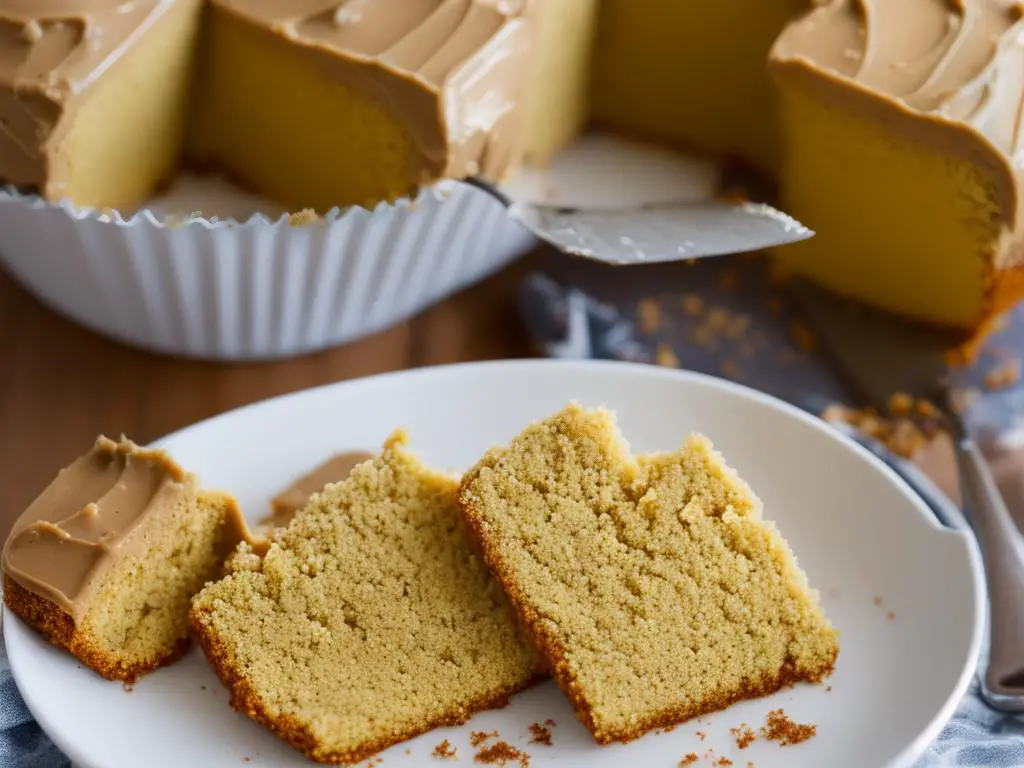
[5,360,984,768]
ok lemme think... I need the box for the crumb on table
[790,322,817,351]
[656,343,680,369]
[985,359,1021,391]
[637,298,662,334]
[679,754,699,766]
[681,294,703,316]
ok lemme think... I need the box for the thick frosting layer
[2,436,250,620]
[211,0,536,184]
[771,0,1024,264]
[0,1,182,198]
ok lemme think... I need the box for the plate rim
[4,358,986,768]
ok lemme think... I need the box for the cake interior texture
[45,0,203,211]
[188,4,446,212]
[457,404,839,743]
[190,432,544,765]
[773,77,1003,329]
[590,0,805,172]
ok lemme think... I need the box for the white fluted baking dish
[0,179,535,361]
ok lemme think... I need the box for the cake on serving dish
[457,404,838,743]
[190,431,545,764]
[3,0,1024,347]
[2,436,254,683]
[264,450,375,530]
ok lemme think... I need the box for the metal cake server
[465,178,814,265]
[791,279,1024,712]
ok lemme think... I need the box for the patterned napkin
[519,252,1024,767]
[0,639,66,768]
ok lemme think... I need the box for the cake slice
[263,450,375,531]
[589,0,805,172]
[2,436,252,682]
[457,404,839,744]
[190,431,545,765]
[188,0,536,212]
[522,0,600,165]
[0,0,204,210]
[769,0,1024,349]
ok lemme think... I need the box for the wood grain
[0,258,536,539]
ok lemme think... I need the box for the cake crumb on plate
[761,709,817,746]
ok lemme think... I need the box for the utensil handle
[956,436,1024,707]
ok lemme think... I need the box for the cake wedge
[190,431,544,764]
[3,436,251,683]
[457,404,839,744]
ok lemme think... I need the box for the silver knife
[465,178,814,265]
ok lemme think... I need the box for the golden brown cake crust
[3,574,188,683]
[457,498,836,745]
[189,607,544,765]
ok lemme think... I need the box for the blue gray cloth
[0,639,68,768]
[519,256,1024,768]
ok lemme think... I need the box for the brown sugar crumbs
[985,359,1021,391]
[527,721,553,746]
[790,322,817,351]
[887,610,896,621]
[820,399,944,460]
[637,298,662,333]
[470,731,498,748]
[679,754,699,766]
[473,741,530,767]
[731,723,757,749]
[432,739,458,759]
[681,294,704,316]
[873,596,883,607]
[761,709,817,746]
[656,343,680,369]
[696,731,707,741]
[716,759,734,767]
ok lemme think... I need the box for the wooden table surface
[0,258,536,540]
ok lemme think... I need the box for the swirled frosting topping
[0,0,179,195]
[213,0,536,183]
[2,436,192,618]
[772,0,1024,160]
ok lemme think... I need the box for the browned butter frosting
[212,0,536,185]
[263,450,374,529]
[0,0,189,200]
[770,0,1024,267]
[1,435,250,621]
